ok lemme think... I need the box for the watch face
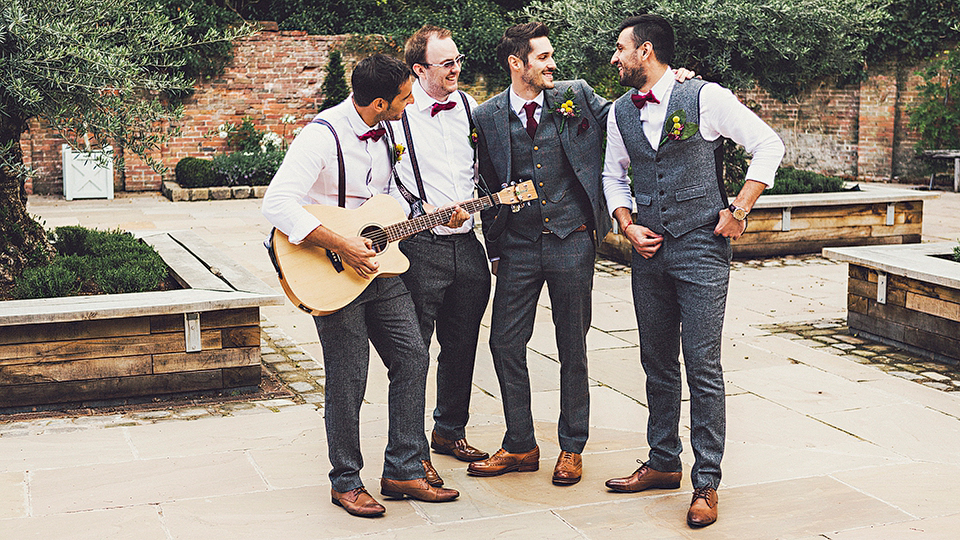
[733,207,747,220]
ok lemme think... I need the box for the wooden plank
[889,274,960,305]
[733,235,907,258]
[223,365,262,388]
[0,355,153,386]
[864,297,960,338]
[0,317,150,346]
[902,326,960,361]
[905,292,960,320]
[848,311,907,342]
[150,308,260,334]
[166,231,279,297]
[849,277,879,301]
[222,326,260,348]
[848,293,868,315]
[849,264,872,282]
[0,370,225,408]
[153,348,256,374]
[0,330,221,366]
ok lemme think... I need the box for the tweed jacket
[475,79,611,259]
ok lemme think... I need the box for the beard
[619,64,647,90]
[522,66,555,92]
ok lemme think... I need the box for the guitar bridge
[326,249,344,273]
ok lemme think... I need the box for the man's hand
[714,211,748,240]
[443,204,469,228]
[336,236,380,278]
[624,224,663,259]
[674,68,698,82]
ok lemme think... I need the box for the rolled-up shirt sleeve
[699,84,785,187]
[601,100,634,216]
[261,124,331,244]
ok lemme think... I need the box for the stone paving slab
[4,188,959,538]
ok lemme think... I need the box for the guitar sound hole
[361,225,388,253]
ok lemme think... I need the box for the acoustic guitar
[269,181,538,316]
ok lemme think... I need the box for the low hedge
[12,227,169,300]
[727,166,847,196]
[175,151,281,188]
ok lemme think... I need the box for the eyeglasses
[421,54,466,70]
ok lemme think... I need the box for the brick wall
[19,31,939,194]
[22,29,351,195]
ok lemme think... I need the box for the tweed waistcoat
[508,109,591,240]
[614,79,724,238]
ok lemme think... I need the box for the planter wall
[0,231,284,410]
[599,185,940,262]
[824,243,960,364]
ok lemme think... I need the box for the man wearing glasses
[388,25,492,478]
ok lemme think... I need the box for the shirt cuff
[286,215,323,245]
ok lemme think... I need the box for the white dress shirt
[508,87,544,129]
[388,79,478,234]
[262,97,396,244]
[602,68,785,216]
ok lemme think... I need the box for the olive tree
[0,0,252,287]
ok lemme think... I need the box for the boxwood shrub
[727,166,847,196]
[175,157,219,188]
[11,227,169,299]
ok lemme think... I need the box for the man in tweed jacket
[466,22,611,486]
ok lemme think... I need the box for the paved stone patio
[1,185,957,539]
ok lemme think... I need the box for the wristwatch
[728,204,749,221]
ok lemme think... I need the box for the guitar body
[271,194,410,316]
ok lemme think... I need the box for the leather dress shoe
[467,446,540,477]
[380,477,459,502]
[605,461,681,492]
[331,487,385,517]
[687,486,718,528]
[552,451,582,485]
[422,459,444,487]
[431,431,489,462]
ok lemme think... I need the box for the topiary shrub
[175,157,220,188]
[11,227,169,299]
[212,150,284,186]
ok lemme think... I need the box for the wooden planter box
[0,231,284,410]
[824,243,960,364]
[599,185,939,262]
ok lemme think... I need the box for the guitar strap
[384,122,426,218]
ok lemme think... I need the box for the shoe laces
[692,486,715,504]
[559,451,576,463]
[634,459,650,474]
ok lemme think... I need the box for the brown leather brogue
[605,461,681,492]
[467,446,540,477]
[552,451,582,485]
[330,487,385,517]
[379,477,459,502]
[687,486,718,528]
[422,459,444,487]
[431,431,490,462]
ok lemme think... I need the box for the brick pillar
[857,63,898,181]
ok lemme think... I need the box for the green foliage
[320,50,351,111]
[175,157,219,188]
[12,227,168,299]
[242,0,509,82]
[908,46,960,152]
[953,241,960,263]
[522,0,887,101]
[866,0,960,64]
[727,167,846,196]
[212,150,284,186]
[156,0,244,83]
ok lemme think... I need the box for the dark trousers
[631,225,731,490]
[488,228,594,454]
[313,276,429,492]
[399,230,491,442]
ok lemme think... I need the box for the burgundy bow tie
[358,128,386,142]
[431,101,457,116]
[631,91,660,109]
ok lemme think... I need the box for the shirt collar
[346,93,381,136]
[413,79,446,113]
[645,67,675,107]
[509,86,544,117]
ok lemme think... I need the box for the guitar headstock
[496,180,538,204]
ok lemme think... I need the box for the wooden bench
[920,150,960,192]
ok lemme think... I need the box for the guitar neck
[384,191,508,242]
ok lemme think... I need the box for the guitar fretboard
[384,193,502,242]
